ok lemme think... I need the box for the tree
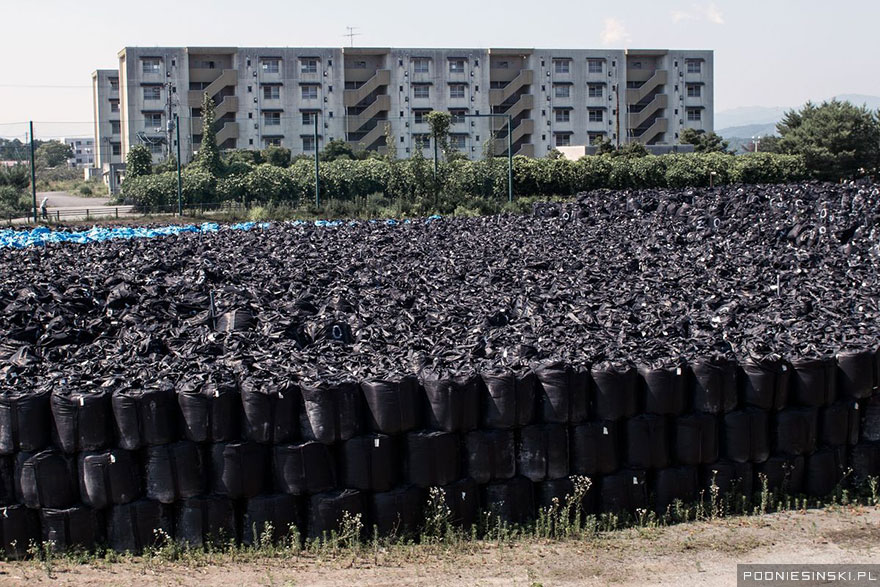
[35,141,73,168]
[741,135,780,154]
[679,128,730,153]
[591,135,615,155]
[126,145,153,179]
[194,93,223,176]
[262,145,291,167]
[613,141,649,158]
[320,139,357,161]
[775,99,880,179]
[425,111,452,160]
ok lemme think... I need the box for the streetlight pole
[29,121,37,222]
[752,135,760,153]
[463,113,514,203]
[314,113,320,207]
[175,114,182,216]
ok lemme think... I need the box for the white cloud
[671,2,725,25]
[600,18,631,47]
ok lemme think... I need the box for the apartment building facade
[94,46,713,165]
[61,137,95,167]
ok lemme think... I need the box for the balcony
[187,69,237,106]
[488,69,534,105]
[344,69,390,107]
[631,118,668,144]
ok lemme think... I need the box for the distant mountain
[715,94,880,138]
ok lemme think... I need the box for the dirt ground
[1,505,879,586]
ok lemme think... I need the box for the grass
[10,473,880,579]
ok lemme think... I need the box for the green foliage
[679,128,730,153]
[425,111,452,160]
[262,146,291,167]
[125,145,153,179]
[35,141,73,168]
[155,153,178,174]
[194,93,223,176]
[612,142,649,158]
[0,185,29,218]
[591,135,615,155]
[776,99,880,179]
[731,153,807,184]
[0,165,31,191]
[320,139,358,162]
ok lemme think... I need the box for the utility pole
[175,114,182,216]
[314,113,320,207]
[166,81,174,159]
[29,122,37,223]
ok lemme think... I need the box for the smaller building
[61,137,95,168]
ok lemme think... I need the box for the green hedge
[119,152,808,211]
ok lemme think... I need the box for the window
[686,59,702,74]
[109,99,119,112]
[687,108,702,121]
[111,143,121,156]
[450,135,466,149]
[413,58,429,73]
[588,59,604,74]
[302,111,317,125]
[631,61,643,70]
[587,84,604,98]
[449,59,465,73]
[109,77,119,91]
[588,132,606,144]
[494,60,509,69]
[555,134,571,147]
[413,134,430,148]
[263,112,281,126]
[110,121,121,134]
[686,84,701,98]
[141,59,161,74]
[553,84,570,98]
[145,113,162,128]
[449,109,467,124]
[263,85,280,100]
[553,59,570,74]
[261,59,280,73]
[449,84,466,99]
[588,109,604,123]
[143,86,161,100]
[413,84,430,99]
[263,137,281,147]
[554,109,570,123]
[414,110,430,124]
[302,136,315,151]
[76,149,82,154]
[301,85,318,99]
[300,59,318,74]
[148,143,163,154]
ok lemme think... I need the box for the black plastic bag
[690,359,738,414]
[516,424,569,481]
[240,377,298,445]
[531,361,588,424]
[790,357,837,407]
[242,494,301,546]
[0,389,51,454]
[756,455,805,493]
[836,349,877,399]
[640,364,687,416]
[480,369,537,429]
[210,441,267,499]
[599,468,648,513]
[805,447,845,497]
[369,485,424,537]
[850,441,880,483]
[441,477,480,529]
[361,376,421,435]
[591,364,638,421]
[674,412,718,465]
[16,449,78,509]
[700,460,753,498]
[273,441,337,495]
[773,408,818,456]
[176,495,237,547]
[722,408,769,463]
[405,431,459,488]
[739,359,788,411]
[78,449,140,509]
[465,429,515,485]
[625,414,669,470]
[482,476,534,524]
[177,378,240,443]
[0,505,39,558]
[571,420,619,475]
[145,441,206,504]
[107,499,173,553]
[306,489,364,541]
[112,387,177,449]
[0,457,14,505]
[51,389,113,453]
[653,466,698,514]
[296,380,362,444]
[420,371,480,433]
[40,505,102,551]
[338,433,398,492]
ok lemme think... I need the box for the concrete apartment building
[61,137,95,167]
[93,46,712,170]
[91,69,124,190]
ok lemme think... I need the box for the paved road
[36,190,110,208]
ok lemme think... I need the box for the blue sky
[1,0,878,138]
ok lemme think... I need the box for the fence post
[115,208,119,219]
[86,209,90,220]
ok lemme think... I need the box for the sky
[1,0,879,139]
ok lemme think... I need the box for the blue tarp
[0,216,442,249]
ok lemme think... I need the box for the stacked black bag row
[0,348,879,556]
